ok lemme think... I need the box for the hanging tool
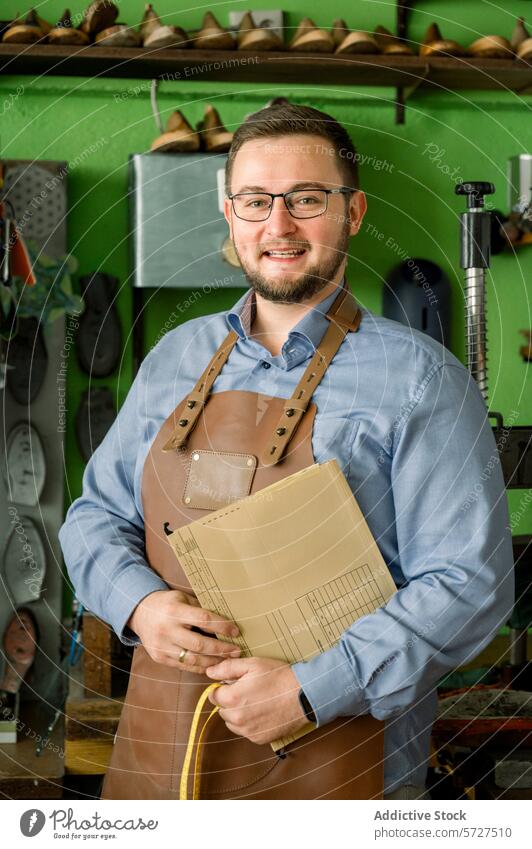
[455,181,494,402]
[0,159,37,355]
[34,600,84,756]
[68,600,85,667]
[35,708,61,757]
[456,181,532,490]
[0,161,37,289]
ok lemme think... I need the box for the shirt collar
[226,277,349,353]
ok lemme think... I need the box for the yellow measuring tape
[180,682,222,801]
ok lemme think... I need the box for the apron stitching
[169,674,181,792]
[207,756,282,796]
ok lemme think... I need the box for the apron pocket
[199,711,283,798]
[182,449,257,510]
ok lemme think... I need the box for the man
[60,104,513,800]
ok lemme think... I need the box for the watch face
[3,516,46,605]
[4,422,46,506]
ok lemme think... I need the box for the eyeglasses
[227,188,355,222]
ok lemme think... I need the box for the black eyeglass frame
[227,187,356,221]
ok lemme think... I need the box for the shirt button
[261,361,271,369]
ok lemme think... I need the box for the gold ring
[178,648,187,663]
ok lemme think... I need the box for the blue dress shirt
[59,282,514,794]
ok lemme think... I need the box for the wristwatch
[298,689,317,724]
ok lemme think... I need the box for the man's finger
[179,605,240,639]
[206,657,252,681]
[145,651,218,671]
[174,628,241,659]
[172,650,225,670]
[208,684,235,710]
[185,595,201,607]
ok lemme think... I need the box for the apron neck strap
[162,329,239,451]
[261,284,361,467]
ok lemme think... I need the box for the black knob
[455,181,495,209]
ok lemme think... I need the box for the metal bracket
[396,65,431,123]
[395,0,417,123]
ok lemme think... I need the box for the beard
[233,220,351,304]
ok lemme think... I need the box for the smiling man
[60,103,513,801]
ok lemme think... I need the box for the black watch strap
[298,689,317,724]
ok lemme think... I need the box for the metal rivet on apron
[184,497,191,504]
[187,400,196,408]
[276,427,286,436]
[247,458,253,466]
[285,408,294,417]
[179,419,188,426]
[193,453,200,461]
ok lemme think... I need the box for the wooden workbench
[0,701,64,799]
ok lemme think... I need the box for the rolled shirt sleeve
[58,361,168,645]
[292,363,514,726]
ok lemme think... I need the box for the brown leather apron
[102,285,385,800]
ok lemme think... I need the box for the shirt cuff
[291,644,369,726]
[109,568,169,646]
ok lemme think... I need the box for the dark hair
[225,102,359,195]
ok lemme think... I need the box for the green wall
[2,1,531,550]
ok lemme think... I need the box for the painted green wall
[2,1,531,560]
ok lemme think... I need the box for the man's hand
[206,657,309,745]
[127,590,241,673]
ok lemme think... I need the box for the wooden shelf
[1,43,532,93]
